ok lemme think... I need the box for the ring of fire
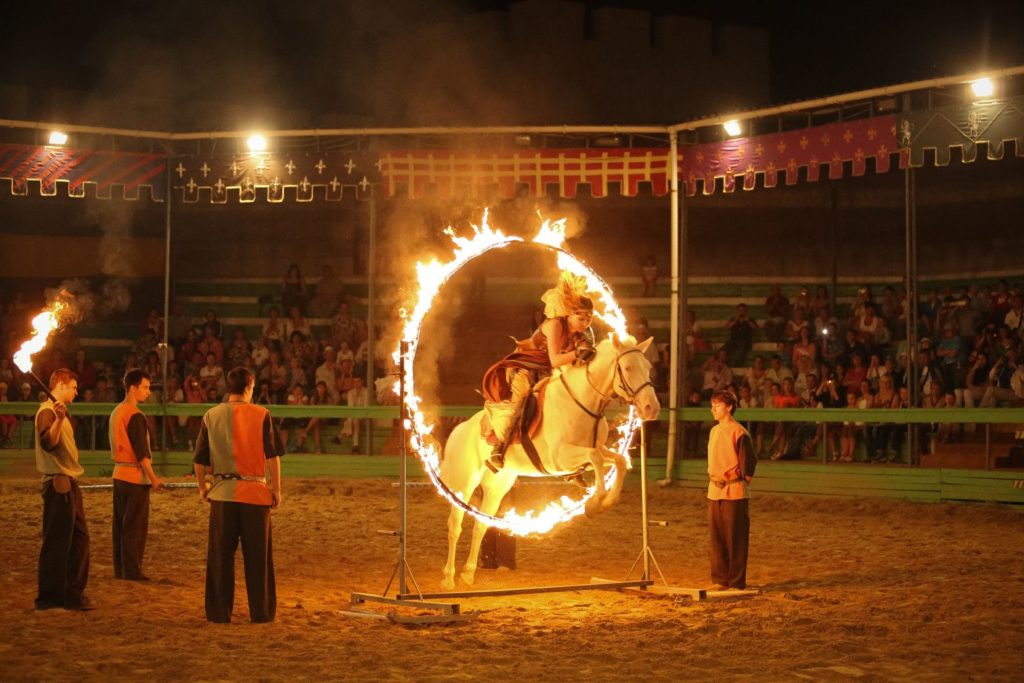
[395,213,643,536]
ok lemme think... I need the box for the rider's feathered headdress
[541,271,593,319]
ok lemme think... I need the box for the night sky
[2,0,1023,122]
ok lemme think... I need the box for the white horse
[439,335,660,589]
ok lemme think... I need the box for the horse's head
[594,335,661,421]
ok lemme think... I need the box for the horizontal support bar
[397,579,652,600]
[350,592,460,614]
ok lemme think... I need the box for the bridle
[561,347,655,422]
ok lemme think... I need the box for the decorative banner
[897,95,1024,166]
[680,114,908,195]
[381,148,670,199]
[0,144,166,200]
[170,152,381,203]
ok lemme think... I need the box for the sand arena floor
[0,475,1022,682]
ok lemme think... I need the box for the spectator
[294,381,332,454]
[308,264,346,318]
[764,284,790,343]
[840,329,867,368]
[812,372,844,460]
[280,383,309,452]
[183,373,206,450]
[316,346,341,403]
[791,327,817,374]
[262,306,286,350]
[842,354,868,397]
[919,289,941,339]
[261,350,289,403]
[865,353,884,393]
[700,349,733,402]
[70,348,97,391]
[336,359,356,398]
[855,303,890,353]
[198,352,225,396]
[812,285,831,317]
[737,383,762,455]
[723,304,758,368]
[792,286,812,320]
[980,348,1024,407]
[287,356,309,392]
[163,375,186,448]
[936,390,965,444]
[201,309,223,340]
[337,340,355,366]
[685,310,711,355]
[282,264,308,315]
[251,337,270,371]
[839,391,867,462]
[341,376,369,453]
[641,257,659,298]
[934,322,963,392]
[963,351,991,408]
[284,306,312,342]
[765,354,793,389]
[911,348,944,404]
[769,376,801,460]
[167,301,191,346]
[143,307,163,337]
[0,381,15,447]
[198,325,225,365]
[745,355,769,406]
[785,308,809,351]
[991,279,1012,322]
[227,328,251,369]
[332,301,358,350]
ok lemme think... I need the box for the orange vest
[203,401,273,506]
[110,402,150,485]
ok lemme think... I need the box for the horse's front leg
[460,469,517,586]
[582,446,606,517]
[600,446,628,511]
[442,505,465,590]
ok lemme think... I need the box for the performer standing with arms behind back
[193,367,282,623]
[34,368,94,611]
[110,369,163,581]
[707,389,756,591]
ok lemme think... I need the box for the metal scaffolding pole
[665,132,681,479]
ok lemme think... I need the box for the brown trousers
[708,498,750,589]
[205,501,276,623]
[36,478,90,609]
[112,480,150,579]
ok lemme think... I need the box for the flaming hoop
[395,211,642,536]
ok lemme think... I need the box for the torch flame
[395,211,642,537]
[13,302,66,373]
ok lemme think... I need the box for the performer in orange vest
[193,367,282,623]
[110,369,163,580]
[707,389,756,590]
[34,368,94,611]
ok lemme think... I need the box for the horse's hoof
[441,576,455,590]
[601,496,619,511]
[585,497,602,518]
[459,570,476,586]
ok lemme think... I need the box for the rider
[482,271,596,473]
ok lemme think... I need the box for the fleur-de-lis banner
[170,152,382,203]
[897,95,1024,166]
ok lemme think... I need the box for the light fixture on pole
[48,131,68,146]
[246,133,268,153]
[970,78,994,98]
[722,120,742,137]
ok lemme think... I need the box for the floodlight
[247,134,268,152]
[970,78,994,98]
[723,120,742,137]
[48,131,68,146]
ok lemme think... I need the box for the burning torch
[13,303,65,403]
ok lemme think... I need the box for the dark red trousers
[708,498,750,589]
[205,501,276,623]
[36,478,90,610]
[112,480,150,580]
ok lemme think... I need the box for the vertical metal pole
[904,165,916,462]
[640,422,651,581]
[665,132,681,479]
[366,195,377,456]
[398,340,409,597]
[161,158,173,454]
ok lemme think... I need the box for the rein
[559,347,654,446]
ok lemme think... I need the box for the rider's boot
[485,441,507,473]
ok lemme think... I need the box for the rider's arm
[545,319,577,369]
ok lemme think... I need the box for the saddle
[482,378,549,447]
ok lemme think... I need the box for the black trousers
[112,480,150,580]
[36,478,90,609]
[206,501,276,623]
[708,498,750,589]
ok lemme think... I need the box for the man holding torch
[110,369,163,581]
[33,368,94,611]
